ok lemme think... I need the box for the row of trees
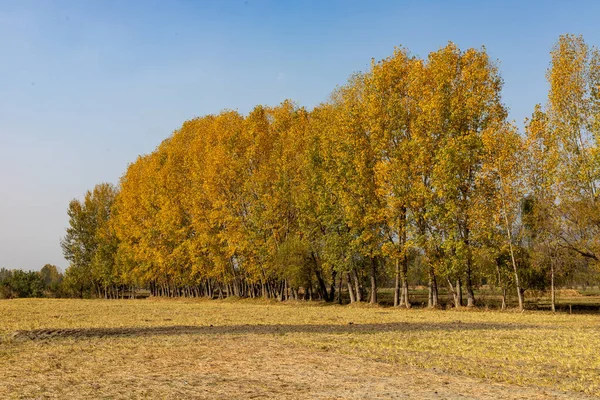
[0,265,63,299]
[61,35,600,310]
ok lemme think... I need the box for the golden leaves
[79,34,600,293]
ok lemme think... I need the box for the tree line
[0,265,64,299]
[59,35,600,310]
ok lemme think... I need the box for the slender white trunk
[551,259,556,313]
[499,173,523,311]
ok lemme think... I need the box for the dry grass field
[1,299,599,399]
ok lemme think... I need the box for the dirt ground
[0,332,593,400]
[1,299,598,399]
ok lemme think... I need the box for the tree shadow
[8,320,547,341]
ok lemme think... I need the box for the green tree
[39,264,64,296]
[61,183,119,298]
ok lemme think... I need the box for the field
[1,299,599,399]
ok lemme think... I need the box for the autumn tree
[328,74,387,304]
[546,34,600,263]
[297,104,357,302]
[62,183,119,298]
[364,47,418,307]
[430,44,507,307]
[65,34,600,308]
[480,123,526,309]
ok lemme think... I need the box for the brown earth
[1,326,594,400]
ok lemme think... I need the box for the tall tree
[481,123,526,310]
[62,183,119,298]
[365,47,417,307]
[524,105,561,311]
[330,74,386,304]
[546,34,600,262]
[431,44,507,307]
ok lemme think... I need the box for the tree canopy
[59,35,600,308]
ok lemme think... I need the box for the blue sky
[1,0,599,271]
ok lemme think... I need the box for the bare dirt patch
[1,299,599,398]
[0,333,592,400]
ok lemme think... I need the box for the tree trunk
[508,242,523,311]
[499,175,523,311]
[352,269,362,302]
[428,267,437,308]
[551,260,556,313]
[315,270,329,301]
[403,279,411,308]
[465,261,475,307]
[337,273,343,304]
[329,270,337,302]
[394,259,400,307]
[312,253,330,301]
[394,256,409,307]
[432,272,438,307]
[511,258,523,310]
[396,208,408,308]
[496,261,506,310]
[369,257,377,304]
[346,273,356,303]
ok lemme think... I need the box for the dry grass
[1,298,599,399]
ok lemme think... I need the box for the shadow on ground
[7,320,547,341]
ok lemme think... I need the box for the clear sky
[1,0,599,272]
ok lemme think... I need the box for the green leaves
[61,183,119,296]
